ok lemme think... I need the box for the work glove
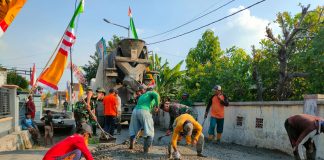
[172,151,181,159]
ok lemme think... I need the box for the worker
[85,87,98,136]
[43,124,93,160]
[74,95,96,133]
[179,93,193,107]
[285,114,324,160]
[204,85,228,144]
[128,90,160,153]
[170,114,206,159]
[115,90,122,134]
[160,98,194,135]
[102,88,118,136]
[95,87,106,128]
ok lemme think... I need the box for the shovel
[81,100,116,142]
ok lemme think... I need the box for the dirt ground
[0,126,293,160]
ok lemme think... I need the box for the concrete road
[0,127,293,160]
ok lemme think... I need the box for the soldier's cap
[212,85,221,91]
[86,86,93,91]
[80,123,92,137]
[183,121,194,137]
[96,87,106,93]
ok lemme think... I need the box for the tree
[265,4,323,100]
[82,35,121,84]
[184,30,253,102]
[149,54,184,101]
[6,71,29,90]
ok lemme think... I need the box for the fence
[0,88,10,118]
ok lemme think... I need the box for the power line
[143,0,236,39]
[147,0,266,45]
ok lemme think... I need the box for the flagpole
[70,47,74,109]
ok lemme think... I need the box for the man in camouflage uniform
[74,87,97,135]
[160,98,195,135]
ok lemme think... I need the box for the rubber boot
[143,136,153,153]
[207,135,214,143]
[214,133,222,144]
[129,138,135,149]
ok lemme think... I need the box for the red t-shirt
[103,94,117,116]
[26,100,36,118]
[43,134,93,160]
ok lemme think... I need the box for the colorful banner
[67,62,87,84]
[96,37,107,59]
[38,0,84,90]
[0,0,27,37]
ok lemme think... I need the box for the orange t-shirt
[210,95,225,119]
[103,94,117,116]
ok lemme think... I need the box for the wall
[159,95,324,158]
[0,117,13,137]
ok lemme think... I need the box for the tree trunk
[276,48,288,100]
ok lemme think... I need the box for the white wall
[159,99,324,158]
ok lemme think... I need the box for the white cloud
[218,6,270,52]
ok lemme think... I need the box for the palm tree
[149,54,184,101]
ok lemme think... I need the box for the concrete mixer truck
[91,38,157,124]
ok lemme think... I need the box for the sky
[0,0,322,90]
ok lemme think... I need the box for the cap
[182,93,189,96]
[96,87,106,93]
[183,121,193,137]
[81,123,93,137]
[86,87,93,91]
[212,85,221,91]
[109,88,116,93]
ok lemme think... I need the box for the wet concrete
[0,126,293,160]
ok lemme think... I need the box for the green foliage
[150,54,184,101]
[183,30,253,102]
[6,71,29,90]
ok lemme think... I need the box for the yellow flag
[78,83,83,100]
[0,0,27,37]
[37,0,84,90]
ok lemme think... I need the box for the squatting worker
[204,85,227,143]
[285,114,324,160]
[128,90,160,153]
[170,114,206,159]
[43,124,93,160]
[103,88,118,136]
[160,98,194,136]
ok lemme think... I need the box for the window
[255,118,263,128]
[0,88,10,118]
[236,116,243,126]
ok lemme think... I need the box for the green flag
[128,7,138,39]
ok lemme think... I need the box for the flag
[78,83,83,100]
[30,63,36,87]
[128,7,138,39]
[38,0,84,90]
[96,37,107,59]
[0,0,27,37]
